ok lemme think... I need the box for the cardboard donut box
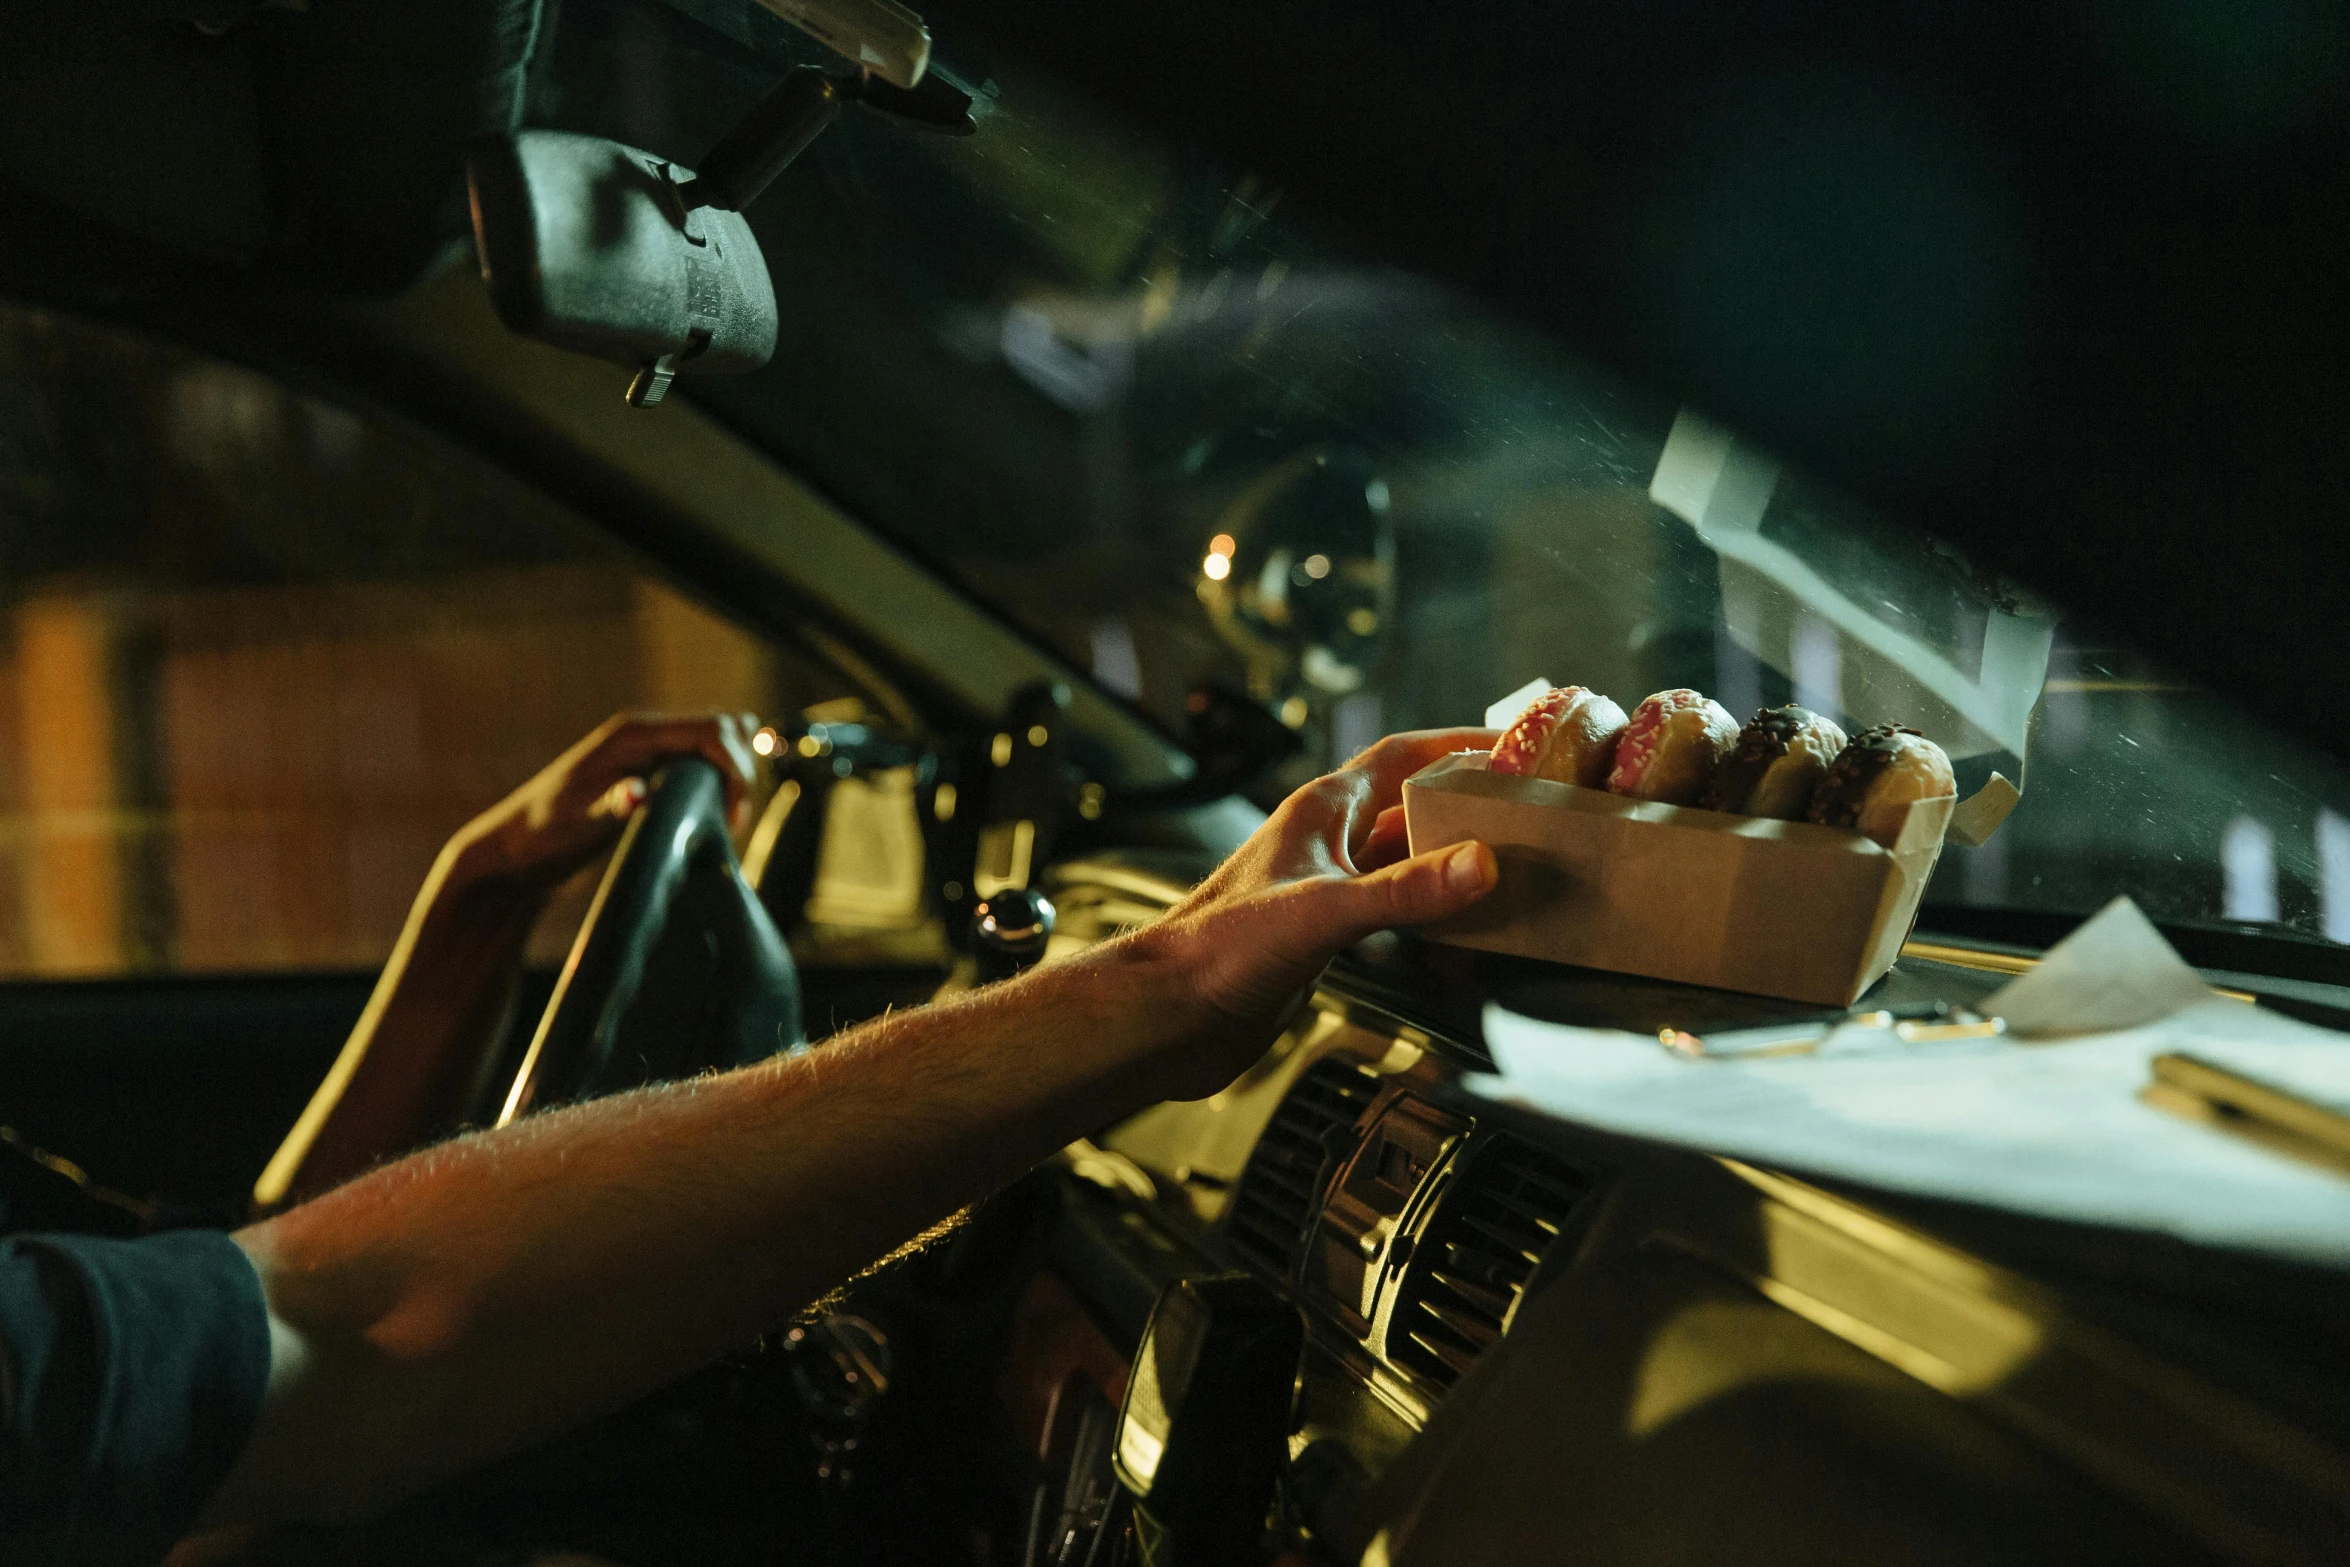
[1402,750,2009,1007]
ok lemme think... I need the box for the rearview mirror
[468,56,973,407]
[467,130,780,406]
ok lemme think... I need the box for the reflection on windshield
[544,0,2350,946]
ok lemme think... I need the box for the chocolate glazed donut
[1807,724,1955,847]
[1701,705,1848,819]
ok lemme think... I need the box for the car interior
[5,2,2350,1564]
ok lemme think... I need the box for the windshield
[536,0,2350,950]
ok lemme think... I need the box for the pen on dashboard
[2144,1052,2350,1175]
[1660,1002,2006,1060]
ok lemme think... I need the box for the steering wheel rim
[495,757,803,1124]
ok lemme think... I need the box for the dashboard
[1011,857,2350,1567]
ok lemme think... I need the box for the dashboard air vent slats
[1390,1137,1591,1392]
[1226,1058,1378,1281]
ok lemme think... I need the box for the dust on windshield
[539,0,2350,947]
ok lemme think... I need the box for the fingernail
[1444,842,1494,893]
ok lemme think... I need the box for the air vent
[1389,1137,1591,1391]
[1226,1057,1379,1281]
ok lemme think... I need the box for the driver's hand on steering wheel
[444,711,763,900]
[253,714,763,1210]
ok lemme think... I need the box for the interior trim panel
[1034,862,2350,1566]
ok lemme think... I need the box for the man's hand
[1109,728,1498,1102]
[444,712,763,898]
[253,712,765,1211]
[210,727,1501,1529]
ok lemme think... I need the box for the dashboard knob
[972,887,1056,985]
[781,1312,892,1487]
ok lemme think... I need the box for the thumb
[1317,839,1497,948]
[1181,842,1499,1026]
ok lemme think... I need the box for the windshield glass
[537,0,2350,949]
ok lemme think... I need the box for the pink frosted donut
[1606,689,1738,805]
[1489,686,1630,789]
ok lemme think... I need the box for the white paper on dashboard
[1982,895,2213,1036]
[1477,993,2350,1267]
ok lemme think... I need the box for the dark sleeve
[1,1229,272,1567]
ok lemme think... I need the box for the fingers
[1358,805,1411,872]
[1329,728,1495,860]
[1329,840,1497,942]
[584,712,762,816]
[1237,840,1497,979]
[1171,839,1496,1032]
[1340,727,1498,808]
[585,777,649,822]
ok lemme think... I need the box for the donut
[1700,705,1849,819]
[1488,686,1630,788]
[1606,689,1738,805]
[1806,725,1956,847]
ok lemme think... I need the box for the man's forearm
[257,710,760,1213]
[255,843,542,1211]
[206,726,1502,1532]
[211,933,1181,1525]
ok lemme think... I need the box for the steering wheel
[493,757,804,1125]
